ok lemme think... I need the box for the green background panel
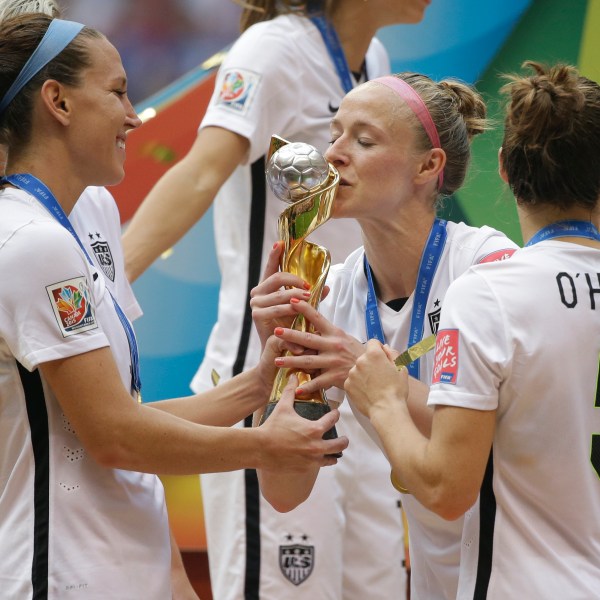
[441,0,590,245]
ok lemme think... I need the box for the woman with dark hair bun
[344,61,600,598]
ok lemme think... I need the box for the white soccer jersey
[0,188,170,599]
[69,186,142,322]
[190,14,393,600]
[323,221,518,600]
[428,241,600,599]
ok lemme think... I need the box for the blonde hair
[370,73,487,196]
[232,0,335,32]
[0,0,60,20]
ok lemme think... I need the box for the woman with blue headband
[0,14,346,598]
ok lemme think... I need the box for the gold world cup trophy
[260,135,341,451]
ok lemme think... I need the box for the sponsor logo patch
[432,328,459,384]
[46,277,97,337]
[279,536,314,586]
[216,69,260,114]
[478,248,516,264]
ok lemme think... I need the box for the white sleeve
[0,221,109,370]
[428,269,510,411]
[200,24,302,164]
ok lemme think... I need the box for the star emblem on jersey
[89,232,115,281]
[279,534,314,586]
[428,302,442,334]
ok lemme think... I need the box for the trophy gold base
[260,400,343,458]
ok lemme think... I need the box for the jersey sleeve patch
[215,68,261,115]
[46,277,98,337]
[432,329,459,385]
[477,248,516,264]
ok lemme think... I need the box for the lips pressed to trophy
[260,135,342,455]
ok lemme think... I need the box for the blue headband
[0,19,84,116]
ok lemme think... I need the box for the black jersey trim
[473,451,496,599]
[17,361,50,600]
[236,156,267,599]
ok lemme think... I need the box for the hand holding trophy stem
[260,135,342,454]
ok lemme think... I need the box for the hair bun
[439,80,487,139]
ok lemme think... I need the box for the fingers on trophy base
[260,400,343,458]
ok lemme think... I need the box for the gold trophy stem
[259,136,341,455]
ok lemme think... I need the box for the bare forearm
[122,127,249,282]
[122,160,215,282]
[368,401,441,508]
[98,403,267,474]
[151,366,269,426]
[406,376,434,437]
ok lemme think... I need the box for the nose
[324,138,347,167]
[125,98,142,132]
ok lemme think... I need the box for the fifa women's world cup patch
[432,329,459,384]
[46,277,97,337]
[216,68,261,115]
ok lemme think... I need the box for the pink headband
[372,76,444,190]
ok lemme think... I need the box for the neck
[362,213,436,303]
[518,202,600,246]
[330,2,380,71]
[7,158,83,216]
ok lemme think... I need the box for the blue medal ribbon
[525,220,600,246]
[310,15,354,94]
[364,218,448,379]
[2,174,142,398]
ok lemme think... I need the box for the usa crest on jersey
[428,301,442,334]
[279,542,314,585]
[90,237,115,281]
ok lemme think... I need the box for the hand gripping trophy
[260,135,341,449]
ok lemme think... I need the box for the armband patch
[46,277,97,337]
[432,328,459,384]
[216,68,260,115]
[477,248,516,264]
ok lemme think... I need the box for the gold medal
[394,334,436,371]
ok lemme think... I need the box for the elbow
[80,423,141,471]
[267,498,301,514]
[261,488,308,513]
[87,440,132,470]
[257,476,310,513]
[426,486,478,521]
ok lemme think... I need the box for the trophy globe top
[266,142,330,202]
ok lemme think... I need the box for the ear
[415,147,446,186]
[39,79,71,126]
[497,147,509,183]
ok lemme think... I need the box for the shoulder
[229,14,316,58]
[365,36,390,71]
[447,221,519,265]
